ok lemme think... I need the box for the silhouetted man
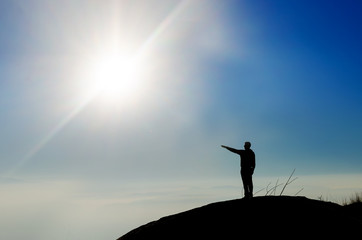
[221,142,255,198]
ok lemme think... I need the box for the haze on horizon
[0,0,361,239]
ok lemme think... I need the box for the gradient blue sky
[0,0,362,239]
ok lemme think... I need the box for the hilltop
[117,196,362,239]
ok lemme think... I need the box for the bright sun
[84,51,145,105]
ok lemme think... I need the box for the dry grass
[342,192,362,206]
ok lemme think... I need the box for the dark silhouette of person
[221,142,255,198]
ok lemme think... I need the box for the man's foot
[244,193,254,199]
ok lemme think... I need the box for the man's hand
[221,145,240,154]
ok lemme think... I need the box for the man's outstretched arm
[221,145,241,154]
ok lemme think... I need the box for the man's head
[244,141,251,149]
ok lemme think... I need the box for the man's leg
[242,173,253,198]
[241,173,250,197]
[247,174,253,197]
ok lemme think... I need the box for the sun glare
[85,52,144,105]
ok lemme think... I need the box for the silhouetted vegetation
[342,192,362,206]
[254,169,304,196]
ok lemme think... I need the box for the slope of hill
[118,196,362,239]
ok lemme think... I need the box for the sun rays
[7,0,190,176]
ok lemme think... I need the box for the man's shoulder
[246,149,255,156]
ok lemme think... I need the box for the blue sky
[0,0,362,239]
